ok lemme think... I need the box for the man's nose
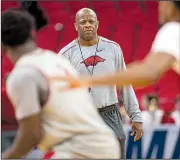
[84,21,91,28]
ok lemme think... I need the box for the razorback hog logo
[81,55,106,67]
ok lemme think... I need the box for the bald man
[58,8,143,158]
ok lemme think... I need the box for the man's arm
[114,45,143,141]
[114,45,142,122]
[3,68,42,159]
[122,86,142,123]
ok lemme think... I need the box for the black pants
[98,104,126,159]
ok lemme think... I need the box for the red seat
[135,27,157,60]
[67,1,90,14]
[57,21,77,50]
[1,54,17,130]
[91,1,115,12]
[117,1,144,25]
[1,1,20,11]
[1,1,19,131]
[37,24,61,52]
[49,10,73,25]
[39,2,73,24]
[112,21,134,63]
[97,8,120,39]
[144,1,158,11]
[37,22,76,53]
[140,2,159,30]
[157,70,180,110]
[39,1,67,12]
[117,1,140,11]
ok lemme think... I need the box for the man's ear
[74,23,78,31]
[97,21,99,30]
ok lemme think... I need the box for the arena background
[1,1,180,159]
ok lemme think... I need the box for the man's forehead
[76,8,97,22]
[77,14,97,21]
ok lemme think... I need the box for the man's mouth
[84,30,93,33]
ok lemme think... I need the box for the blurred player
[63,1,180,90]
[1,10,120,159]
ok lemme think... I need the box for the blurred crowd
[120,94,180,126]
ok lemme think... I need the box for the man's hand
[130,122,143,141]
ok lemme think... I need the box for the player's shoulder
[7,66,37,89]
[16,48,57,65]
[39,49,73,67]
[158,22,180,35]
[100,36,120,48]
[59,40,77,55]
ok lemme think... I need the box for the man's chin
[83,35,94,41]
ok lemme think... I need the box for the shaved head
[75,8,97,22]
[75,8,99,42]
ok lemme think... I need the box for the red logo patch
[81,55,106,67]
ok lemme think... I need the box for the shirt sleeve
[114,44,124,71]
[6,68,42,120]
[114,45,143,122]
[58,46,71,60]
[151,22,180,61]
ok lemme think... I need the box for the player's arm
[54,51,173,89]
[89,52,174,88]
[86,23,178,88]
[2,68,42,159]
[55,23,178,90]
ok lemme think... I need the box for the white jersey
[151,22,180,74]
[6,48,119,158]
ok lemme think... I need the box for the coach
[58,8,143,158]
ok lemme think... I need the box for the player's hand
[49,76,90,90]
[64,76,83,88]
[130,122,143,141]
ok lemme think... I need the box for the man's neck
[78,36,99,46]
[11,41,37,64]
